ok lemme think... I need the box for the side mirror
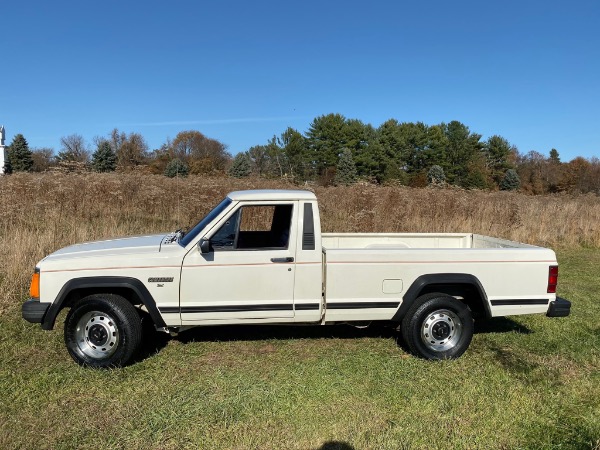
[199,238,211,254]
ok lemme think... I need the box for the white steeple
[0,125,7,174]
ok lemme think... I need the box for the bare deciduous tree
[31,147,55,172]
[57,134,89,163]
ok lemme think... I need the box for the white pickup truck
[22,189,570,367]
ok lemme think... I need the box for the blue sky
[2,0,599,161]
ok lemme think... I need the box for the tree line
[3,129,230,177]
[230,114,600,194]
[3,114,600,195]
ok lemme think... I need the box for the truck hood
[47,234,168,259]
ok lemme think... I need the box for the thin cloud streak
[126,116,305,127]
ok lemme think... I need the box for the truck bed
[321,233,556,322]
[321,233,538,250]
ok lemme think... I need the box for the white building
[0,125,6,174]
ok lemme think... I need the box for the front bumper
[546,297,571,317]
[22,298,50,323]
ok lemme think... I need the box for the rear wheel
[401,293,473,360]
[64,294,142,368]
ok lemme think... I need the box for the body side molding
[327,301,400,309]
[490,298,549,306]
[42,276,166,330]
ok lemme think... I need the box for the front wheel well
[42,277,166,330]
[62,287,143,309]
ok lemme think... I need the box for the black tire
[401,293,473,360]
[64,294,142,368]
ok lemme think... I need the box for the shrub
[501,169,521,191]
[164,158,189,178]
[427,165,446,185]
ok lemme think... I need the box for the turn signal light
[29,271,40,299]
[547,266,558,294]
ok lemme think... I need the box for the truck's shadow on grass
[474,317,532,335]
[177,322,398,344]
[176,316,531,343]
[137,314,531,362]
[316,442,356,450]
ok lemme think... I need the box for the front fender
[41,277,166,330]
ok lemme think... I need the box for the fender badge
[148,277,174,283]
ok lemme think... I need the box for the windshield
[179,197,232,247]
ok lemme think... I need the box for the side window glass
[210,204,293,251]
[211,209,240,250]
[237,205,293,250]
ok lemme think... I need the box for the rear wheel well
[417,284,487,320]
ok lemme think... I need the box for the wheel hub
[421,309,463,352]
[431,321,451,340]
[88,324,109,346]
[75,311,120,359]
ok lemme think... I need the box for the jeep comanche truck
[22,189,571,367]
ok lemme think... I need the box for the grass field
[0,173,599,449]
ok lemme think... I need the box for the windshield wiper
[162,229,186,245]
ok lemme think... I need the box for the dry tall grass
[1,172,599,315]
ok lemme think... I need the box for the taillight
[29,269,40,299]
[547,265,558,293]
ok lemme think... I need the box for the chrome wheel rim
[75,311,119,359]
[420,309,462,352]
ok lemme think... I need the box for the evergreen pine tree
[8,134,33,172]
[500,169,521,191]
[334,148,358,185]
[91,141,117,172]
[164,158,189,177]
[463,169,488,190]
[228,153,251,178]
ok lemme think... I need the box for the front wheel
[64,294,142,368]
[401,293,474,360]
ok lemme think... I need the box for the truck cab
[177,190,324,325]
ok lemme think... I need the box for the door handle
[271,257,294,263]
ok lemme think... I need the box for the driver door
[179,201,297,323]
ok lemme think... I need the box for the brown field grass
[1,172,599,316]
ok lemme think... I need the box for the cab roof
[227,189,317,202]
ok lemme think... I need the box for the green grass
[1,248,598,449]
